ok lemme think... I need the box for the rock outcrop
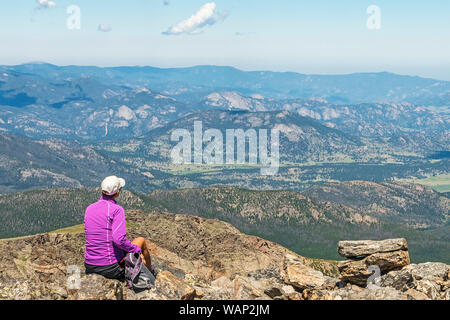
[302,238,449,300]
[0,211,336,300]
[378,262,450,300]
[0,211,448,300]
[338,238,410,286]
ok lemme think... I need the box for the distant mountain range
[0,64,448,193]
[2,63,450,105]
[0,64,447,153]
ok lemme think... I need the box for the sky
[0,0,449,80]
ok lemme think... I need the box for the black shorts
[84,262,125,281]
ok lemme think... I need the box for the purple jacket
[84,195,141,266]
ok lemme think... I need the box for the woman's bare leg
[132,237,152,271]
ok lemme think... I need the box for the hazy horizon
[3,60,450,82]
[1,1,449,80]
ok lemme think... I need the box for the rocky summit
[0,211,448,300]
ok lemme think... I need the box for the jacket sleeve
[111,207,141,253]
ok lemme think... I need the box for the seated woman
[84,175,153,281]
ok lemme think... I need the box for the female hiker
[84,175,153,280]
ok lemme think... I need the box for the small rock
[405,288,429,300]
[439,280,450,291]
[264,286,283,298]
[443,289,450,300]
[47,283,68,299]
[155,271,196,300]
[280,285,302,300]
[318,277,341,290]
[283,254,326,290]
[379,268,415,291]
[414,280,441,300]
[68,274,124,300]
[210,276,233,289]
[231,276,267,300]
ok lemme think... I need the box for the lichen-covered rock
[338,238,408,258]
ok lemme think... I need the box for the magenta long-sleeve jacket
[84,195,141,266]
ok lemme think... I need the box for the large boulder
[365,250,410,273]
[338,251,410,286]
[338,238,410,286]
[338,238,408,258]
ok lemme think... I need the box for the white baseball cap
[101,176,126,196]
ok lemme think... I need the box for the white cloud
[36,0,56,9]
[97,24,112,32]
[163,2,227,35]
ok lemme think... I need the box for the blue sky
[0,0,449,80]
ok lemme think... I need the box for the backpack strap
[125,252,143,284]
